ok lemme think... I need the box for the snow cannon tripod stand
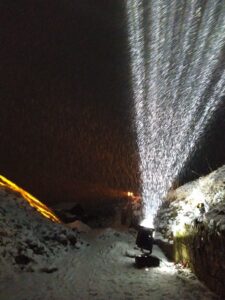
[135,226,160,268]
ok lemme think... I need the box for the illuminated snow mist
[126,0,225,225]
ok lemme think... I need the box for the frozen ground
[0,186,218,300]
[0,228,217,300]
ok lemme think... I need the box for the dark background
[181,100,225,185]
[0,0,140,205]
[0,0,225,206]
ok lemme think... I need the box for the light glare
[140,217,154,229]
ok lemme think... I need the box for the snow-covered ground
[0,230,217,300]
[0,187,218,300]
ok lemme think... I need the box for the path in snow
[0,228,217,300]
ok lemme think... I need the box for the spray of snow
[126,0,225,226]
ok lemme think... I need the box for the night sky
[0,0,140,205]
[0,1,225,206]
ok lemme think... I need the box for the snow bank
[155,165,225,297]
[0,186,79,273]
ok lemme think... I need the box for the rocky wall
[155,165,225,298]
[174,227,225,297]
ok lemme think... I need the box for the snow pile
[155,165,225,239]
[67,220,91,233]
[0,186,79,272]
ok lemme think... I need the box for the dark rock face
[174,229,225,297]
[15,254,33,265]
[54,204,87,223]
[54,195,143,228]
[155,165,225,298]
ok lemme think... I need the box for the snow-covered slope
[0,186,79,273]
[156,165,225,240]
[155,165,225,297]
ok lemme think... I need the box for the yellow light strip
[0,175,61,223]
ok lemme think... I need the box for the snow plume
[126,0,225,226]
